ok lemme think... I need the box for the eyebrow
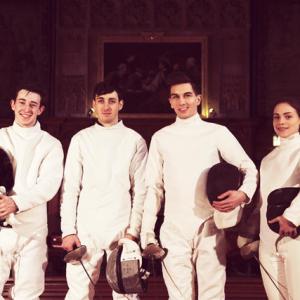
[96,96,118,101]
[16,98,39,105]
[273,112,294,115]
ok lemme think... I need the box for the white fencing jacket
[60,121,147,240]
[0,121,64,236]
[260,133,300,251]
[142,113,258,242]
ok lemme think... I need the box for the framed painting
[98,35,208,117]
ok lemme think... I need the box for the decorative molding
[186,0,218,30]
[121,0,152,28]
[220,0,249,28]
[90,0,121,29]
[56,76,87,116]
[59,0,87,28]
[154,0,183,28]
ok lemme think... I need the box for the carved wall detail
[154,0,183,28]
[256,1,300,116]
[0,0,51,116]
[186,0,218,30]
[56,76,87,116]
[121,0,152,28]
[90,0,121,29]
[60,32,87,76]
[220,75,246,114]
[59,0,87,28]
[220,0,249,28]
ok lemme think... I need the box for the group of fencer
[0,73,299,300]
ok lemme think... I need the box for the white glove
[140,231,159,250]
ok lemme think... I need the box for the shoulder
[202,120,229,132]
[70,125,94,141]
[152,123,175,139]
[122,125,146,144]
[41,130,62,148]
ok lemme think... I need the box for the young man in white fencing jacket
[0,86,64,300]
[60,81,148,300]
[141,73,258,300]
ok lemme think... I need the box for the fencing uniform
[61,121,147,300]
[259,132,300,300]
[0,121,64,300]
[141,113,257,300]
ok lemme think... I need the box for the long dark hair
[273,98,300,116]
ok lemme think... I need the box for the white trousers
[259,238,300,300]
[0,227,47,300]
[65,232,140,300]
[159,218,226,300]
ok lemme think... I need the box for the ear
[38,105,45,116]
[10,99,16,111]
[197,94,202,105]
[118,100,124,111]
[169,98,174,109]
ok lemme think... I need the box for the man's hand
[212,190,247,212]
[269,216,298,238]
[0,194,18,219]
[62,234,81,252]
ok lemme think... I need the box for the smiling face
[92,90,123,127]
[169,82,201,119]
[273,102,300,138]
[11,89,44,127]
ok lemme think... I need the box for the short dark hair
[93,81,123,100]
[166,71,201,95]
[14,84,45,106]
[273,97,300,116]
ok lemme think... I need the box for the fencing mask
[206,162,244,229]
[0,147,15,228]
[0,147,14,194]
[106,238,149,294]
[267,187,300,234]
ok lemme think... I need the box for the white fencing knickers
[159,218,227,300]
[259,238,300,300]
[0,227,47,300]
[65,233,140,300]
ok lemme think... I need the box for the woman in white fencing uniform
[259,98,300,300]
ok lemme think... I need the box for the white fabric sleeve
[126,137,148,238]
[283,192,300,227]
[12,140,64,212]
[216,126,258,202]
[60,136,83,238]
[283,160,300,227]
[140,135,164,247]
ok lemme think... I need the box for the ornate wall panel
[256,0,300,116]
[59,0,87,28]
[56,76,87,117]
[54,0,251,117]
[90,0,121,29]
[0,0,52,116]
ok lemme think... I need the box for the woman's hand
[269,215,298,238]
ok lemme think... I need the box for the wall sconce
[88,107,95,118]
[273,135,281,147]
[208,107,217,118]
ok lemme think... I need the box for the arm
[125,137,148,240]
[140,135,165,248]
[283,190,300,228]
[60,136,83,238]
[213,127,258,212]
[283,158,300,228]
[11,140,64,212]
